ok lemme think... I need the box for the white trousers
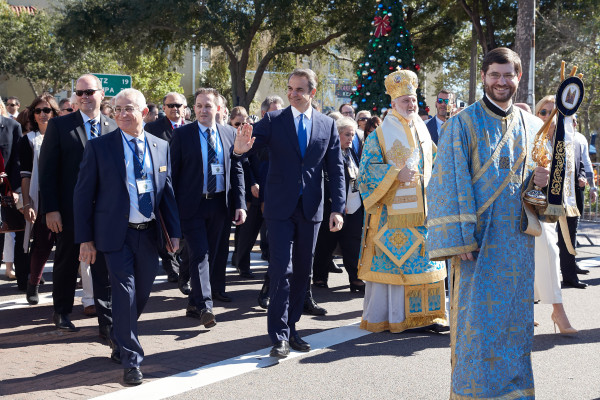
[534,222,563,304]
[80,261,95,307]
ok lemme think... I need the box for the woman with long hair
[532,95,577,334]
[19,94,59,304]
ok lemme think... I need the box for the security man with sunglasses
[145,92,190,287]
[425,89,454,145]
[39,74,116,337]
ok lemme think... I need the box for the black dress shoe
[563,279,588,289]
[123,367,143,385]
[350,282,365,293]
[269,340,290,358]
[303,298,327,315]
[53,312,79,332]
[289,334,311,352]
[167,271,179,283]
[257,281,270,309]
[328,260,343,273]
[178,279,191,295]
[238,270,256,279]
[313,281,328,288]
[575,267,590,275]
[186,305,217,328]
[212,291,232,302]
[110,347,121,364]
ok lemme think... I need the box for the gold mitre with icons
[385,68,418,100]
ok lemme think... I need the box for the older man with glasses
[145,92,190,285]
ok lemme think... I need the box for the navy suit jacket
[73,129,181,253]
[0,116,23,190]
[39,111,118,228]
[170,122,245,221]
[145,116,189,142]
[250,106,345,222]
[425,117,439,145]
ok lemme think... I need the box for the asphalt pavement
[1,223,599,400]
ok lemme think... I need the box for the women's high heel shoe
[551,313,578,335]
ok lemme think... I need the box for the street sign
[335,84,353,98]
[92,73,132,96]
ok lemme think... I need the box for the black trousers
[234,202,263,272]
[557,216,579,282]
[211,217,231,293]
[11,230,28,290]
[53,228,112,328]
[157,245,179,275]
[313,205,364,284]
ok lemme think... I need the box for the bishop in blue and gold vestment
[357,69,447,333]
[427,48,549,399]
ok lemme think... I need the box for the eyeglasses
[539,109,553,117]
[61,108,74,112]
[34,107,53,114]
[75,89,101,96]
[341,111,355,117]
[114,106,138,114]
[486,72,517,81]
[6,103,18,107]
[165,103,183,108]
[437,98,450,104]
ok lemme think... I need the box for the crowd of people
[0,47,597,396]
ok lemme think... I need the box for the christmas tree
[351,0,428,115]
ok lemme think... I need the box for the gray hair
[288,68,318,92]
[356,110,371,121]
[70,92,78,104]
[162,91,187,106]
[336,116,358,133]
[261,95,284,114]
[327,111,343,121]
[114,88,147,111]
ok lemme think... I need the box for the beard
[483,82,516,104]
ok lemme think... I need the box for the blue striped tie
[206,129,217,194]
[90,120,99,138]
[131,139,153,218]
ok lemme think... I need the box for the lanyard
[122,131,148,173]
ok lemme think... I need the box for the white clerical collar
[197,122,217,133]
[80,110,101,124]
[485,95,512,113]
[291,106,313,121]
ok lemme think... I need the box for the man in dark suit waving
[170,88,246,328]
[234,69,345,358]
[74,88,181,385]
[39,74,115,335]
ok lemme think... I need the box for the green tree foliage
[127,50,184,105]
[351,0,427,114]
[57,0,377,109]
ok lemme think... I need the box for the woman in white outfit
[533,95,577,335]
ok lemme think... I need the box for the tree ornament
[373,14,391,38]
[389,55,397,62]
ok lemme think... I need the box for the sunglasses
[34,107,53,114]
[437,98,450,104]
[358,117,369,121]
[539,109,552,117]
[61,108,74,112]
[6,103,18,107]
[165,103,183,108]
[75,89,101,96]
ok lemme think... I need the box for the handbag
[0,172,26,233]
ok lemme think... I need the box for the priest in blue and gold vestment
[357,69,448,333]
[427,48,550,399]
